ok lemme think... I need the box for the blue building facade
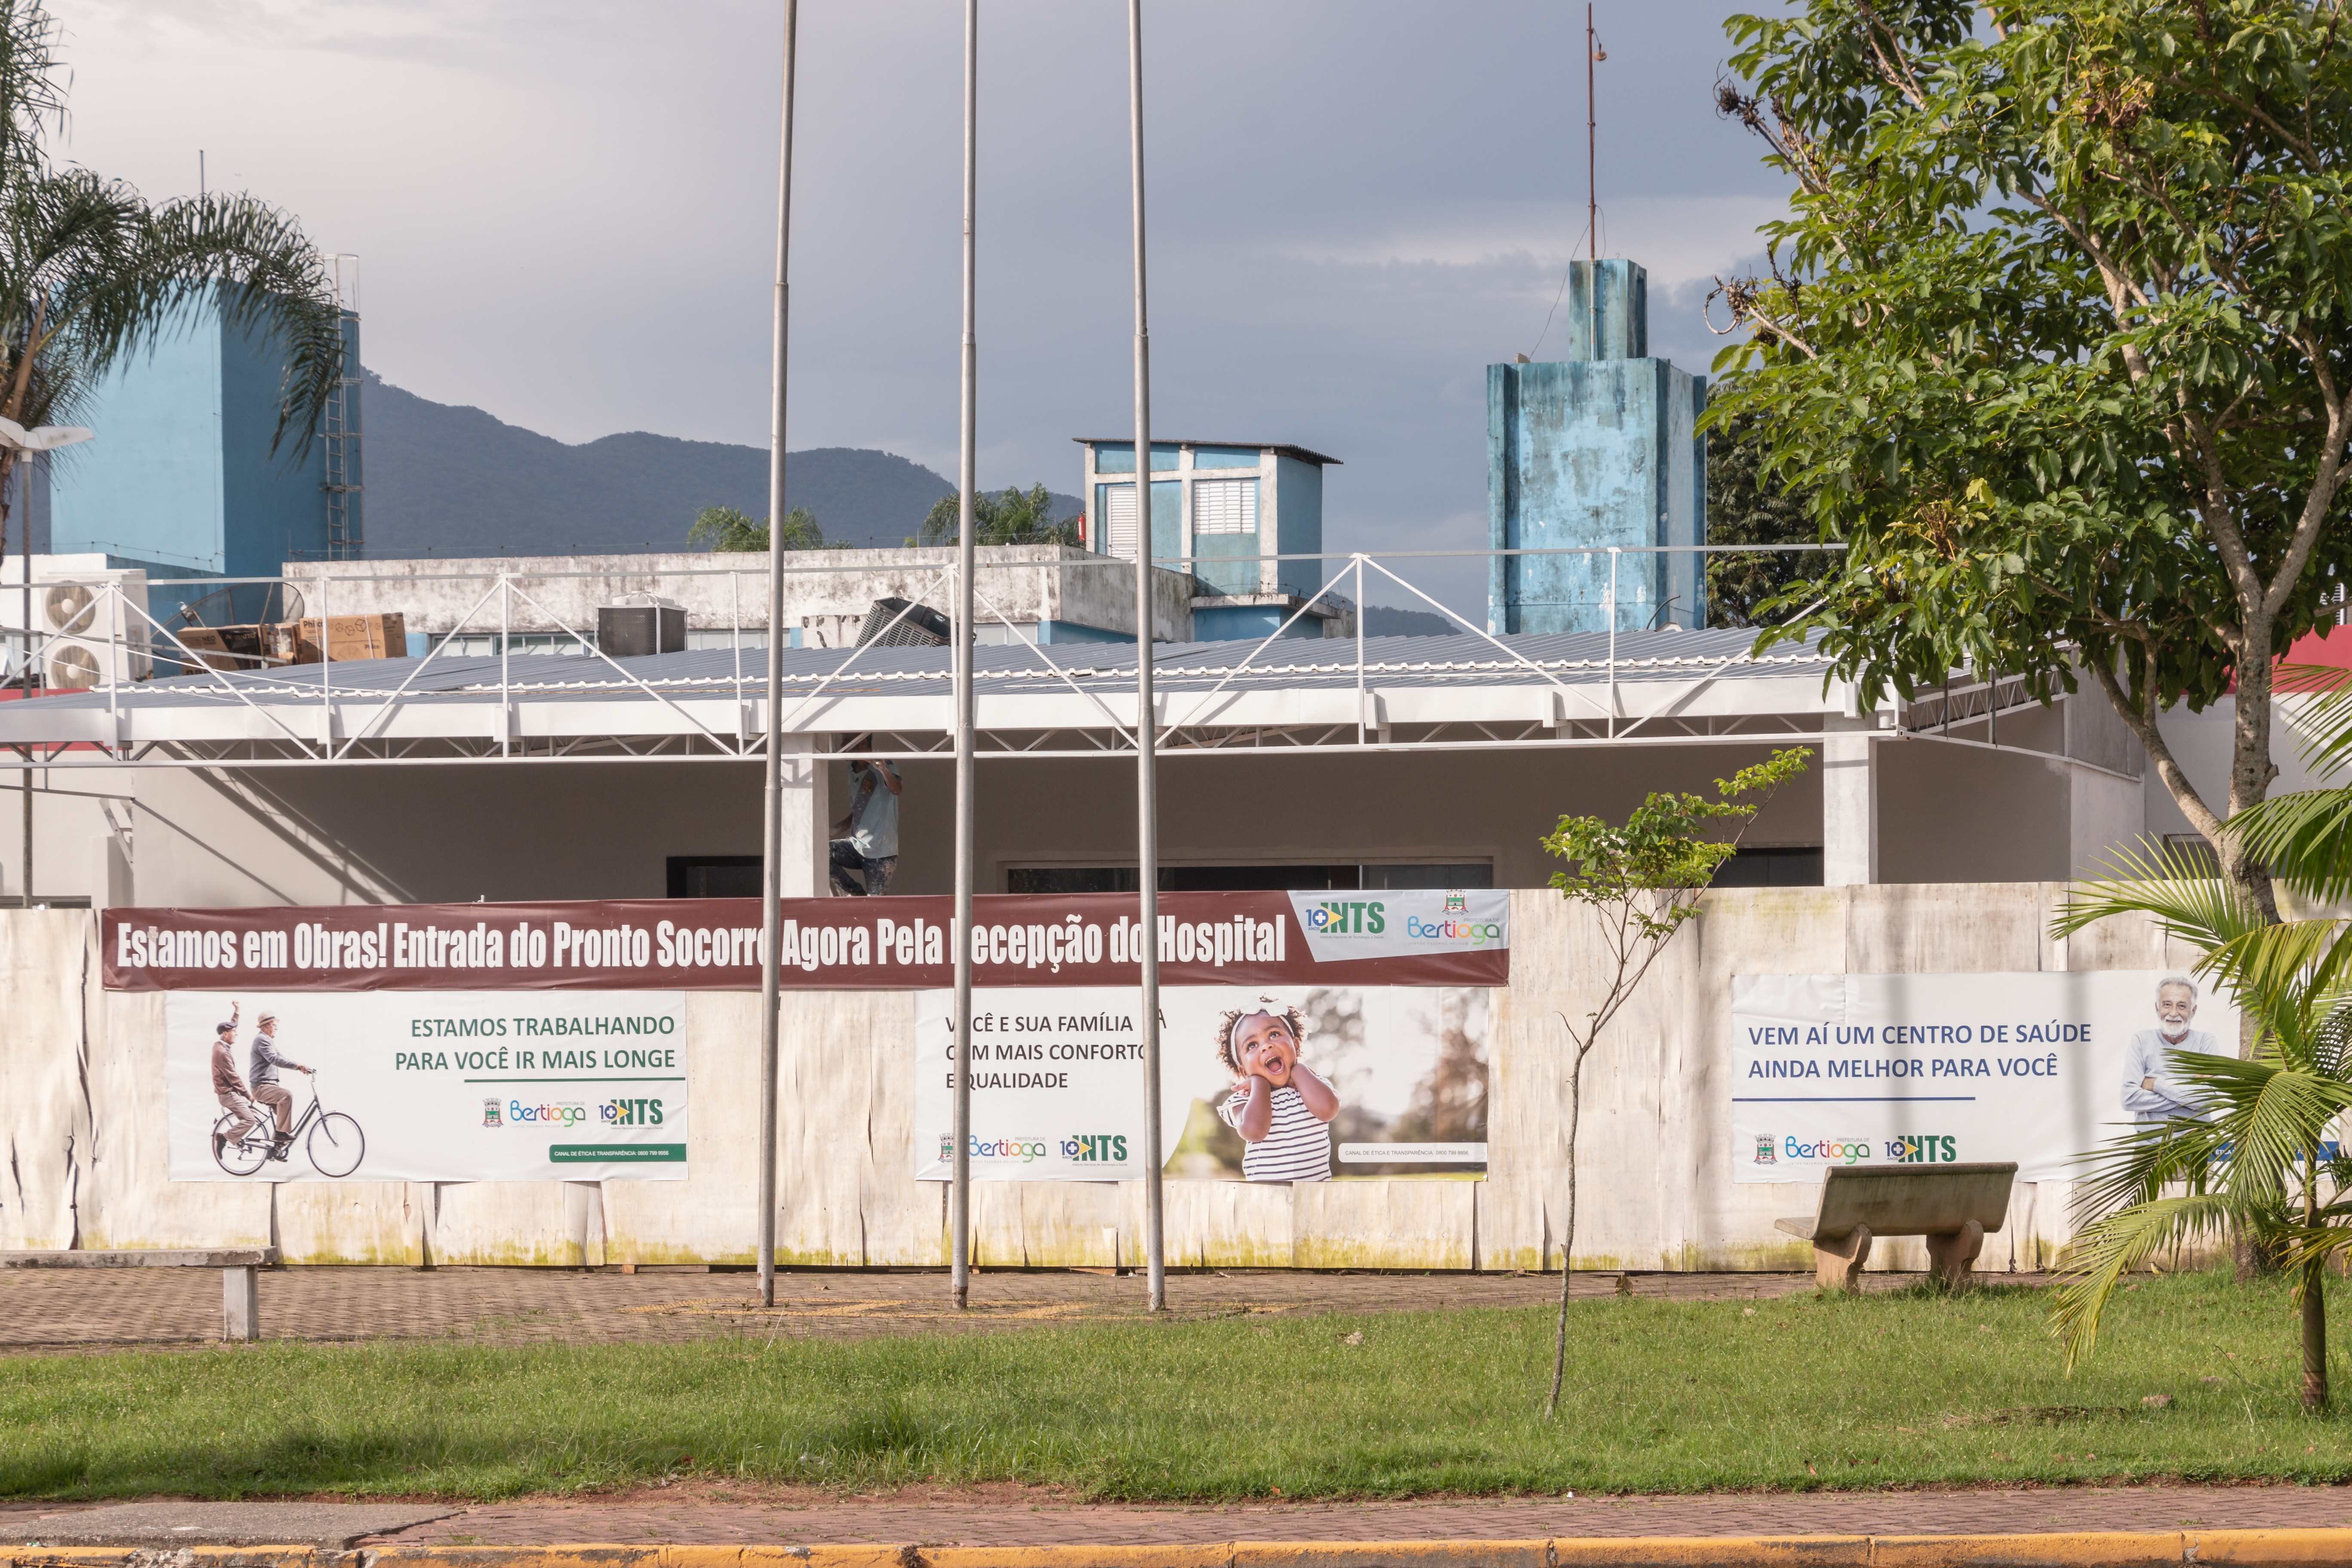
[1076,437,1346,642]
[49,291,362,585]
[1486,260,1705,634]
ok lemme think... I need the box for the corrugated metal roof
[18,628,1829,714]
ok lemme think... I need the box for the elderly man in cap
[247,1010,314,1161]
[210,1002,261,1156]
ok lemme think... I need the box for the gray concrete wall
[0,887,2197,1272]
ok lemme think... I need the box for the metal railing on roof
[0,542,1954,773]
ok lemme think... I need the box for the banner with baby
[912,890,1504,1183]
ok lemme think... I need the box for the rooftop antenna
[1587,6,1606,262]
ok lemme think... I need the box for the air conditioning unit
[0,562,153,689]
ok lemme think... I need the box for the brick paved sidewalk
[346,1485,2352,1544]
[7,1484,2349,1547]
[0,1265,2002,1352]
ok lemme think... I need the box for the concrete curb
[13,1534,2352,1568]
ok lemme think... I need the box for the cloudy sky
[61,0,1790,615]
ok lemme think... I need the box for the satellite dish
[173,582,306,632]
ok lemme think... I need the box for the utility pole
[950,0,980,1313]
[1128,0,1167,1315]
[756,0,799,1312]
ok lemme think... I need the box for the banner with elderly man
[1729,970,2241,1185]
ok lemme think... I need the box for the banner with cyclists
[165,990,690,1182]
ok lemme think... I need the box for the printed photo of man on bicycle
[247,1011,314,1162]
[210,1003,261,1159]
[203,1000,361,1178]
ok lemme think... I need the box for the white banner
[1286,890,1509,965]
[914,985,1489,1182]
[1730,971,2239,1184]
[167,990,689,1182]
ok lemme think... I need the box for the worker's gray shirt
[249,1032,300,1087]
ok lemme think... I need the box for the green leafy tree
[1705,390,1836,628]
[912,482,1079,548]
[1537,746,1812,1416]
[2053,670,2352,1412]
[1709,0,2352,919]
[0,1,346,564]
[687,503,833,552]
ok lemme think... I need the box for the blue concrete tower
[48,289,362,582]
[1486,260,1705,634]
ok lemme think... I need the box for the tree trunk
[2223,614,2284,924]
[1545,1045,1587,1419]
[2302,1152,2328,1412]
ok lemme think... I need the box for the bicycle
[211,1074,366,1177]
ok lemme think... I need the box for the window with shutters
[1105,483,1138,560]
[1192,477,1258,535]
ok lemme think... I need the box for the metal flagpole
[1128,0,1166,1315]
[949,0,979,1313]
[756,0,799,1312]
[1586,3,1598,264]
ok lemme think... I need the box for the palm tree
[0,1,345,566]
[2051,670,2352,1413]
[688,504,832,552]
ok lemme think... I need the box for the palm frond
[0,0,63,185]
[2232,789,2352,905]
[2276,664,2352,781]
[2053,1192,2244,1369]
[2066,1114,2226,1221]
[2053,836,2264,952]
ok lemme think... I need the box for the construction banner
[165,989,689,1182]
[1729,970,2242,1184]
[914,985,1489,1183]
[103,890,1509,993]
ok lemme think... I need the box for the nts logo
[1060,1133,1130,1163]
[482,1098,502,1128]
[1886,1134,1959,1163]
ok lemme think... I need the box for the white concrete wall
[0,886,2200,1275]
[283,547,1195,644]
[2149,694,2344,840]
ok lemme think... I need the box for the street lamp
[0,415,95,909]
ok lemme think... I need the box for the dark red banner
[102,891,1511,992]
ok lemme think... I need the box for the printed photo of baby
[1214,997,1339,1182]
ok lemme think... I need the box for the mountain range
[358,371,1455,635]
[359,370,1078,557]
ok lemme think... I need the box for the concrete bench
[1773,1163,2015,1292]
[0,1248,280,1340]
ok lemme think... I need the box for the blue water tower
[1486,260,1705,634]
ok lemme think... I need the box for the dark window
[668,856,763,898]
[2162,833,2222,876]
[1006,867,1140,895]
[1364,863,1494,891]
[1711,846,1824,888]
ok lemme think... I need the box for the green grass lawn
[6,1271,2352,1501]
